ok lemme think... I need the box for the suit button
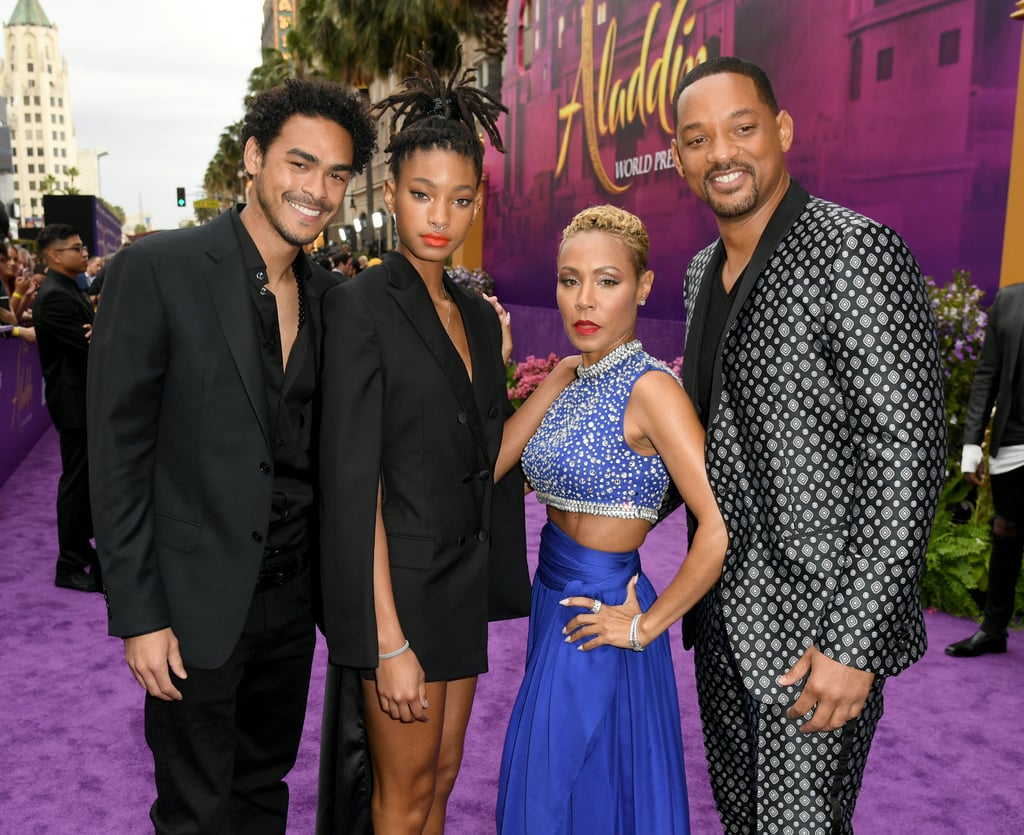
[457,536,466,547]
[476,530,488,543]
[488,406,499,419]
[259,462,271,474]
[461,473,473,484]
[457,412,468,424]
[251,531,264,543]
[477,469,490,481]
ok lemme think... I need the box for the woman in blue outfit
[495,206,729,834]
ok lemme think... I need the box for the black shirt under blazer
[683,182,947,702]
[87,210,337,669]
[319,251,529,678]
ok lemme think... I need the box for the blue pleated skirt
[497,521,689,834]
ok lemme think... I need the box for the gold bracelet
[13,326,20,337]
[12,292,23,300]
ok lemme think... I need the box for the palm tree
[448,0,507,100]
[202,121,244,211]
[248,47,307,96]
[201,1,510,221]
[65,166,80,195]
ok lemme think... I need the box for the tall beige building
[2,0,77,226]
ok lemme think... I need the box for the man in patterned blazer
[671,57,946,832]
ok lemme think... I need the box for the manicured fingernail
[564,635,572,642]
[576,645,585,651]
[558,598,569,606]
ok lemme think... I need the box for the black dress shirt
[229,208,315,557]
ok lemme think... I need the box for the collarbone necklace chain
[441,285,452,336]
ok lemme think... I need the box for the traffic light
[176,187,186,207]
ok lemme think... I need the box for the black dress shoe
[945,629,1007,658]
[54,570,100,593]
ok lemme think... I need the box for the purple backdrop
[484,0,1021,359]
[0,336,50,486]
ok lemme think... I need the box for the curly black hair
[242,78,377,175]
[374,48,507,184]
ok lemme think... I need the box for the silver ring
[590,599,602,614]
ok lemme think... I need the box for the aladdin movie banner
[484,0,1021,321]
[0,335,50,486]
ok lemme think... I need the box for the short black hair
[673,56,779,126]
[242,78,377,175]
[37,223,79,258]
[374,48,507,184]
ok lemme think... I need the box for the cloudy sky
[13,0,266,229]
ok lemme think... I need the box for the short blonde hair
[559,205,650,276]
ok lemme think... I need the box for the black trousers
[694,589,885,834]
[982,466,1024,634]
[54,426,95,574]
[144,566,315,835]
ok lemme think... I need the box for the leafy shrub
[449,265,494,297]
[506,353,560,408]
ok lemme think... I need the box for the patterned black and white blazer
[682,181,947,703]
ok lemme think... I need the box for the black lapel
[681,241,725,409]
[201,213,272,452]
[384,253,488,455]
[707,180,812,421]
[453,277,499,456]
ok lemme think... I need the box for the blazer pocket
[154,512,201,553]
[386,533,435,571]
[778,527,848,591]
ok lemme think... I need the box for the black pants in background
[54,426,95,574]
[982,466,1024,634]
[144,565,315,835]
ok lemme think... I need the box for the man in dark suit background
[946,282,1024,658]
[87,80,376,834]
[32,223,99,592]
[671,58,946,832]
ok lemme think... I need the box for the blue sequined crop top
[521,340,679,524]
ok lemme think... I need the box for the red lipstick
[574,320,600,335]
[421,233,451,247]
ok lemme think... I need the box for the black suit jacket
[682,182,947,701]
[33,269,94,431]
[87,210,337,669]
[319,251,529,672]
[963,282,1024,456]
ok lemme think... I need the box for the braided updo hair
[374,48,507,184]
[560,205,651,278]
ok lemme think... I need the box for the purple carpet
[2,428,1022,834]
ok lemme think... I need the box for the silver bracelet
[629,613,645,652]
[378,639,410,659]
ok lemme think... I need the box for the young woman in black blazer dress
[317,52,576,834]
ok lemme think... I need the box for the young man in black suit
[87,80,376,834]
[32,223,99,592]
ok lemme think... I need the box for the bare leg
[424,677,477,835]
[362,676,477,834]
